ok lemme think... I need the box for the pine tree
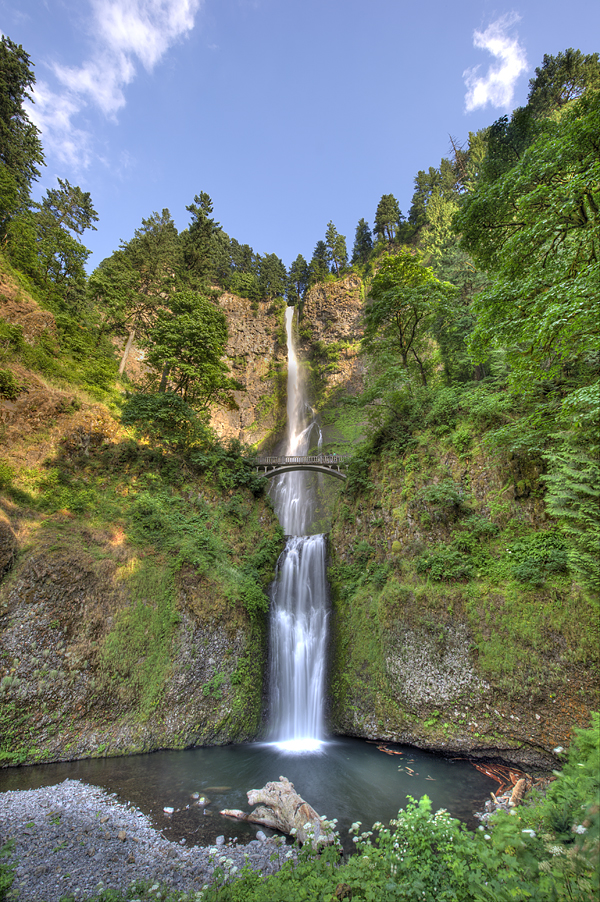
[527,48,600,118]
[309,240,330,283]
[325,221,348,275]
[288,254,310,303]
[0,36,44,210]
[351,218,373,266]
[374,194,401,242]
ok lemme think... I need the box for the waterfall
[268,306,329,752]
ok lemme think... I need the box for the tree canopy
[0,36,44,211]
[145,290,232,410]
[374,194,401,242]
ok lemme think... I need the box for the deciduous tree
[145,290,231,411]
[365,249,457,386]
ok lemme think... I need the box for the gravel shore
[0,779,292,901]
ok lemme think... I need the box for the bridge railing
[256,454,351,466]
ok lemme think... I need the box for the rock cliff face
[0,279,283,767]
[0,513,274,765]
[327,441,599,769]
[209,293,286,447]
[297,275,365,420]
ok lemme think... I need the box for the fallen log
[221,775,336,848]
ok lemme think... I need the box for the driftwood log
[221,776,336,848]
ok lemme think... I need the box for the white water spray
[268,307,329,751]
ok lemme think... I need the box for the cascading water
[268,306,329,752]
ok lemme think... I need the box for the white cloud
[463,13,528,112]
[27,0,202,167]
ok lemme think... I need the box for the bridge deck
[256,455,350,465]
[255,454,351,480]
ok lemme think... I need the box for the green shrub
[452,425,472,455]
[413,479,471,521]
[0,368,20,400]
[122,392,214,451]
[507,530,568,586]
[0,460,14,489]
[0,839,15,901]
[416,544,475,581]
[202,671,226,699]
[424,386,461,430]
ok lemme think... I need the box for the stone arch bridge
[255,454,351,481]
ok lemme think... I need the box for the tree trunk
[221,776,336,848]
[118,330,135,376]
[158,363,170,393]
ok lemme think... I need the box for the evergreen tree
[258,253,287,300]
[25,179,99,310]
[374,195,401,243]
[309,240,330,283]
[288,254,310,303]
[181,191,224,284]
[325,221,348,275]
[91,209,181,373]
[527,48,600,118]
[0,36,44,217]
[230,239,257,273]
[408,161,456,231]
[351,218,372,266]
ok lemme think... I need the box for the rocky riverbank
[0,780,292,901]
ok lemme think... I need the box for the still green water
[0,737,496,851]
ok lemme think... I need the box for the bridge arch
[255,455,350,481]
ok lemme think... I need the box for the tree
[37,178,98,237]
[309,240,330,283]
[455,90,600,387]
[374,195,401,242]
[145,290,231,410]
[181,191,224,284]
[230,239,257,274]
[408,161,457,231]
[351,218,372,266]
[0,36,44,211]
[288,254,310,303]
[527,48,600,119]
[364,249,458,386]
[30,179,98,309]
[258,253,287,300]
[325,221,347,275]
[90,209,180,373]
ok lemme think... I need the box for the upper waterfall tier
[270,306,322,535]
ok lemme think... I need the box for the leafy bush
[507,530,568,586]
[462,385,514,429]
[344,449,375,498]
[122,392,214,451]
[413,479,471,521]
[452,424,472,455]
[416,544,475,582]
[0,368,20,399]
[424,386,461,430]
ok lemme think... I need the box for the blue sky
[2,0,599,271]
